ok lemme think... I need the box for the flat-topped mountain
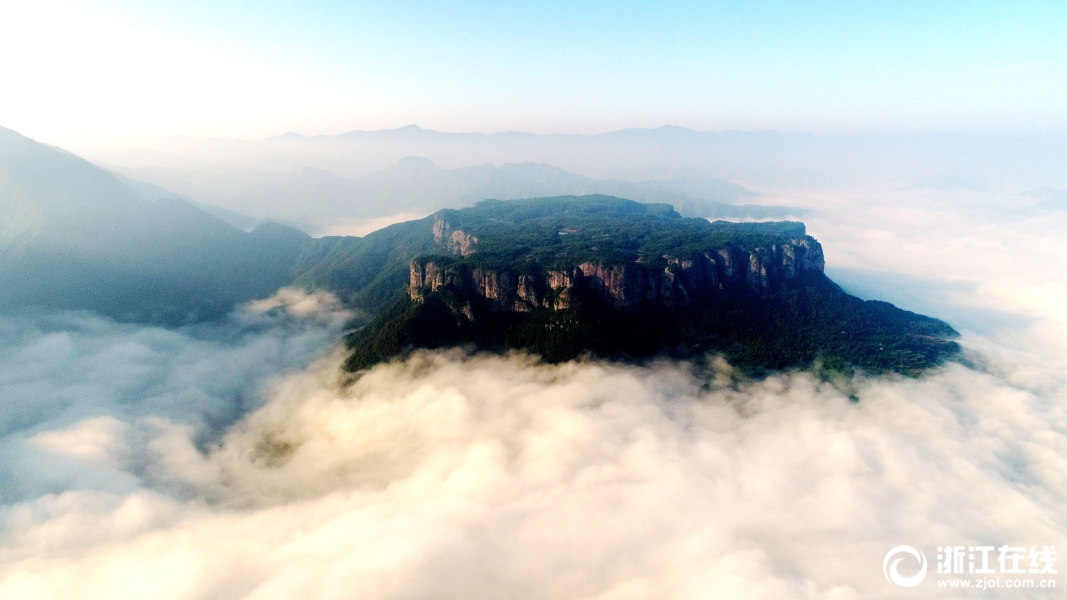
[345,196,959,374]
[408,201,822,310]
[0,126,960,374]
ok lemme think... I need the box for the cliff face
[348,197,957,375]
[432,214,479,256]
[409,237,825,312]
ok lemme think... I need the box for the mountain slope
[342,196,959,374]
[0,126,312,323]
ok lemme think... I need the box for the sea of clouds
[0,188,1065,599]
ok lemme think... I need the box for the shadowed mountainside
[0,126,311,323]
[342,196,959,375]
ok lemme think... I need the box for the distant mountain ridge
[261,124,1065,188]
[0,126,312,323]
[93,124,1066,220]
[114,156,799,227]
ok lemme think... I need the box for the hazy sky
[1,0,1064,146]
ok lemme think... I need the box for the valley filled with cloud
[2,3,1064,596]
[1,186,1064,599]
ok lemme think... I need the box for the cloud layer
[1,189,1065,599]
[1,345,1065,598]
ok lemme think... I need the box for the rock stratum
[409,230,824,311]
[346,196,959,374]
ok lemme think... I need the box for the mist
[0,290,353,504]
[4,0,1065,594]
[1,177,1066,598]
[4,347,1064,599]
[88,128,1065,235]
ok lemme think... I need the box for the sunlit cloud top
[2,0,1064,146]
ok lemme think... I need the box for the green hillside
[342,196,959,375]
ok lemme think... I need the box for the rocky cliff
[431,214,479,256]
[345,195,958,375]
[409,236,825,312]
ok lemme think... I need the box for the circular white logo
[884,545,928,588]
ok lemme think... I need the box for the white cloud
[317,212,433,238]
[0,184,1065,598]
[28,416,127,465]
[1,347,1064,599]
[244,287,355,325]
[789,186,1067,361]
[0,290,352,503]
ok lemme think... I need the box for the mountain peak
[384,156,443,173]
[343,196,959,374]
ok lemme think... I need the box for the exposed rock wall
[432,215,478,256]
[410,237,825,311]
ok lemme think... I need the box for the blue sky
[1,0,1063,144]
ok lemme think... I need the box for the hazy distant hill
[0,126,312,323]
[114,156,799,226]
[275,125,1067,189]
[350,157,782,218]
[93,125,1067,194]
